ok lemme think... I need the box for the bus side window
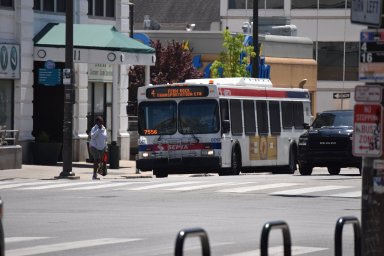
[269,101,281,135]
[293,102,304,128]
[230,99,243,135]
[220,99,230,133]
[281,101,294,129]
[243,100,256,135]
[256,100,268,135]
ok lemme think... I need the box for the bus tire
[282,147,297,174]
[219,148,241,176]
[299,164,312,175]
[154,169,168,178]
[327,167,340,175]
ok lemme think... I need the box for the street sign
[351,0,383,27]
[353,103,383,157]
[333,92,351,99]
[359,29,384,82]
[355,85,383,102]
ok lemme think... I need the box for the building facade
[0,0,154,165]
[220,0,367,112]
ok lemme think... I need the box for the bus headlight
[202,149,215,156]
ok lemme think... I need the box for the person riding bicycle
[89,116,107,180]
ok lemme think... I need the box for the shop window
[0,80,13,130]
[228,0,283,9]
[292,0,350,9]
[0,0,13,8]
[88,0,115,18]
[33,0,66,13]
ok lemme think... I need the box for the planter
[32,142,62,165]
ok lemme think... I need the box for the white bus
[136,77,312,178]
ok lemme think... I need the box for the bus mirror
[222,120,230,133]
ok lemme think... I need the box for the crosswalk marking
[17,181,94,190]
[6,238,141,256]
[167,182,235,191]
[270,185,351,196]
[65,182,136,190]
[0,181,56,190]
[327,191,361,198]
[225,245,327,256]
[217,183,298,193]
[6,237,50,243]
[0,180,361,197]
[128,181,202,190]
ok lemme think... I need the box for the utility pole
[352,1,384,254]
[251,0,259,78]
[58,0,75,178]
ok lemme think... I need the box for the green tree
[210,29,255,78]
[128,40,202,110]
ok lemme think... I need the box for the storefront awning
[33,23,156,65]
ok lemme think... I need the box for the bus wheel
[230,149,241,175]
[299,164,312,175]
[327,167,340,175]
[154,169,168,178]
[283,149,297,174]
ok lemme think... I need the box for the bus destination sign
[146,86,209,98]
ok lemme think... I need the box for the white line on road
[17,181,95,190]
[65,182,137,190]
[217,183,298,193]
[270,185,351,196]
[128,181,202,190]
[0,181,57,190]
[6,237,51,243]
[225,245,327,256]
[6,238,141,256]
[167,182,235,191]
[327,191,361,198]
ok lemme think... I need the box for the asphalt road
[1,167,361,256]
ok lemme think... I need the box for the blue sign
[38,68,61,86]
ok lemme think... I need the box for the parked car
[297,110,362,175]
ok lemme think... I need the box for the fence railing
[0,130,19,146]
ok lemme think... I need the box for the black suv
[297,110,361,175]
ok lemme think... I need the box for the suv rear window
[312,111,353,128]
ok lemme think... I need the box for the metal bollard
[335,216,361,256]
[174,227,210,256]
[260,220,291,256]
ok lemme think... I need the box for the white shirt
[89,124,107,150]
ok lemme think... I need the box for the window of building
[88,0,115,18]
[0,0,13,8]
[292,0,350,9]
[228,0,283,9]
[33,0,66,13]
[0,80,14,130]
[243,100,256,135]
[256,100,268,134]
[230,99,243,135]
[317,42,358,81]
[269,101,281,134]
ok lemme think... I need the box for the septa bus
[136,77,312,178]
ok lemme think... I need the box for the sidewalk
[0,160,153,180]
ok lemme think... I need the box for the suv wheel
[299,164,313,175]
[328,167,340,175]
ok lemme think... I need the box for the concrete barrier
[0,145,22,170]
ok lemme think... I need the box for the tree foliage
[210,29,255,78]
[128,40,202,104]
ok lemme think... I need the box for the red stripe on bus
[219,88,288,98]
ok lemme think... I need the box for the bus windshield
[179,99,219,134]
[138,101,177,135]
[138,99,219,135]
